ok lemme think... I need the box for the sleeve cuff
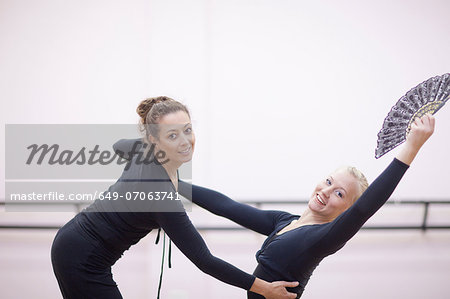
[393,158,410,170]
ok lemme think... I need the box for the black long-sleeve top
[113,139,409,297]
[76,139,256,291]
[177,158,409,296]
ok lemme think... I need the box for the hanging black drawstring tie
[155,228,172,299]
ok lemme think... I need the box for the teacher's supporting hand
[250,277,299,298]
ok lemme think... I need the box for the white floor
[1,226,450,299]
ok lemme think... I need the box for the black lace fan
[375,73,450,159]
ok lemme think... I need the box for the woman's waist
[253,264,305,297]
[74,211,149,256]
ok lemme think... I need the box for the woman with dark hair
[51,96,298,299]
[116,113,436,298]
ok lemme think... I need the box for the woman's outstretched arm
[178,181,293,236]
[113,139,292,235]
[154,211,298,298]
[317,114,435,252]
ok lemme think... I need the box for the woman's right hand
[396,113,435,165]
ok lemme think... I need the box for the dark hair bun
[136,96,173,123]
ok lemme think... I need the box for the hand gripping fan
[375,73,450,159]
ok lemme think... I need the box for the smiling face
[308,169,361,221]
[150,110,195,166]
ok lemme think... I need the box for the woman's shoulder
[120,155,168,180]
[275,211,300,226]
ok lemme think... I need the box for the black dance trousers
[51,216,123,299]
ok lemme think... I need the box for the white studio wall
[203,0,450,199]
[1,0,449,201]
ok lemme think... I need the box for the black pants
[247,264,303,299]
[51,216,123,299]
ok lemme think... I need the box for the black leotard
[177,158,409,298]
[112,138,409,298]
[51,140,256,299]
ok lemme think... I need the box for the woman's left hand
[396,113,436,165]
[263,280,299,299]
[406,113,435,151]
[250,277,299,299]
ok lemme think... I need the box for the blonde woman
[115,113,435,298]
